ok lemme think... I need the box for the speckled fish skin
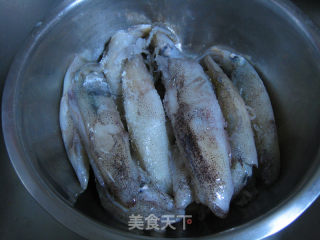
[203,56,258,194]
[152,32,234,218]
[59,56,90,190]
[209,47,280,185]
[68,62,139,206]
[97,166,184,224]
[122,54,172,193]
[100,24,152,98]
[171,146,193,209]
[67,62,181,221]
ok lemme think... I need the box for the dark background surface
[0,0,319,239]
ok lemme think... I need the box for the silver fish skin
[203,56,258,194]
[209,47,280,185]
[152,32,234,218]
[122,54,172,193]
[59,56,90,190]
[68,62,181,221]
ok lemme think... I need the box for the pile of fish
[59,24,280,224]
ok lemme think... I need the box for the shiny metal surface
[2,0,320,239]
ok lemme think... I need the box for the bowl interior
[9,0,320,238]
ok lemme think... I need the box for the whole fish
[152,31,234,218]
[122,54,172,193]
[67,62,181,221]
[59,56,90,190]
[209,47,280,185]
[203,56,258,194]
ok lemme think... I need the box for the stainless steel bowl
[2,0,320,239]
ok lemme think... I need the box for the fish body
[152,32,234,217]
[122,54,172,193]
[59,56,90,190]
[209,47,280,184]
[68,62,181,221]
[203,56,258,194]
